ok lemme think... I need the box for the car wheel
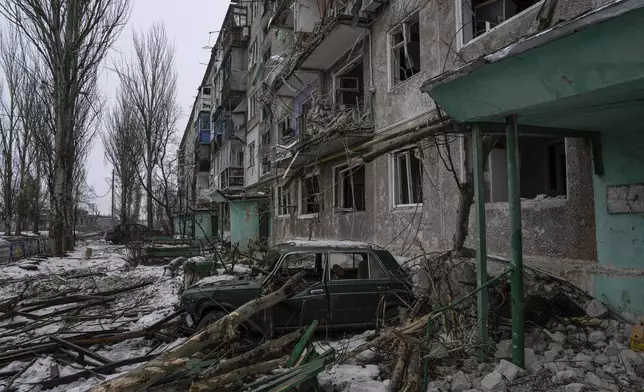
[198,310,227,330]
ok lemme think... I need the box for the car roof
[275,239,383,253]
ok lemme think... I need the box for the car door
[326,251,394,327]
[266,251,329,330]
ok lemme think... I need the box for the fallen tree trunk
[199,329,302,379]
[189,356,288,392]
[89,271,306,392]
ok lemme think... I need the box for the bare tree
[115,22,180,229]
[102,95,142,225]
[0,28,23,235]
[0,0,130,254]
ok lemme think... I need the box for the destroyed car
[181,243,413,331]
[104,223,163,244]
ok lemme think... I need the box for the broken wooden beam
[50,336,113,365]
[189,356,288,392]
[89,271,306,392]
[39,354,158,389]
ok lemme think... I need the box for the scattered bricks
[480,371,506,392]
[495,360,521,382]
[564,382,585,392]
[451,371,472,392]
[555,370,577,383]
[544,362,565,373]
[586,300,608,318]
[589,331,607,343]
[495,340,512,360]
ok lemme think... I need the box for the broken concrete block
[586,372,613,390]
[427,379,450,392]
[480,371,506,392]
[564,383,585,392]
[594,354,610,365]
[529,361,543,373]
[524,348,538,367]
[543,350,559,362]
[451,371,472,392]
[548,343,564,352]
[495,360,521,381]
[552,331,567,344]
[589,330,606,343]
[494,340,512,359]
[586,299,608,318]
[620,349,644,365]
[555,370,577,383]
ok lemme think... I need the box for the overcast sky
[90,0,231,214]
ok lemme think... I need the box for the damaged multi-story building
[180,0,644,313]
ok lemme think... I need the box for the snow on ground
[0,240,184,391]
[314,331,390,392]
[0,241,390,392]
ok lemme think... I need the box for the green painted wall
[229,200,271,251]
[593,130,644,313]
[173,211,218,238]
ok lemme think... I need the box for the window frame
[247,141,255,167]
[276,184,295,217]
[249,40,258,68]
[389,148,423,209]
[326,251,390,281]
[455,0,544,49]
[261,155,272,177]
[277,116,292,142]
[248,94,257,120]
[388,13,421,88]
[265,251,326,286]
[332,163,366,213]
[299,171,321,219]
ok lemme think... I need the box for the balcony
[275,94,373,165]
[220,167,244,191]
[198,144,210,172]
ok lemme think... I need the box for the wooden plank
[286,320,318,367]
[39,354,157,389]
[50,336,113,365]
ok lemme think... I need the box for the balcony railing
[220,167,244,190]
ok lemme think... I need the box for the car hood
[182,279,264,300]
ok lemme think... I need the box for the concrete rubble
[421,271,644,392]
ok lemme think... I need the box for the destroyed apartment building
[178,0,644,314]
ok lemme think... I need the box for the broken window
[461,0,540,44]
[278,117,294,142]
[249,41,258,67]
[260,104,271,121]
[333,164,366,212]
[262,46,271,64]
[335,61,364,107]
[248,94,257,120]
[277,184,296,216]
[328,252,387,280]
[392,149,423,207]
[202,87,211,96]
[260,130,271,146]
[301,172,321,215]
[248,141,255,167]
[389,15,420,86]
[261,156,271,176]
[279,252,324,282]
[484,136,566,202]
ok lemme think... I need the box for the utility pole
[111,169,115,227]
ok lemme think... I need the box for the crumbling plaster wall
[273,0,598,262]
[272,155,374,243]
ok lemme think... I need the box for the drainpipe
[506,115,525,368]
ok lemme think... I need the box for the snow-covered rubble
[0,241,184,391]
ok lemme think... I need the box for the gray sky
[91,0,231,214]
